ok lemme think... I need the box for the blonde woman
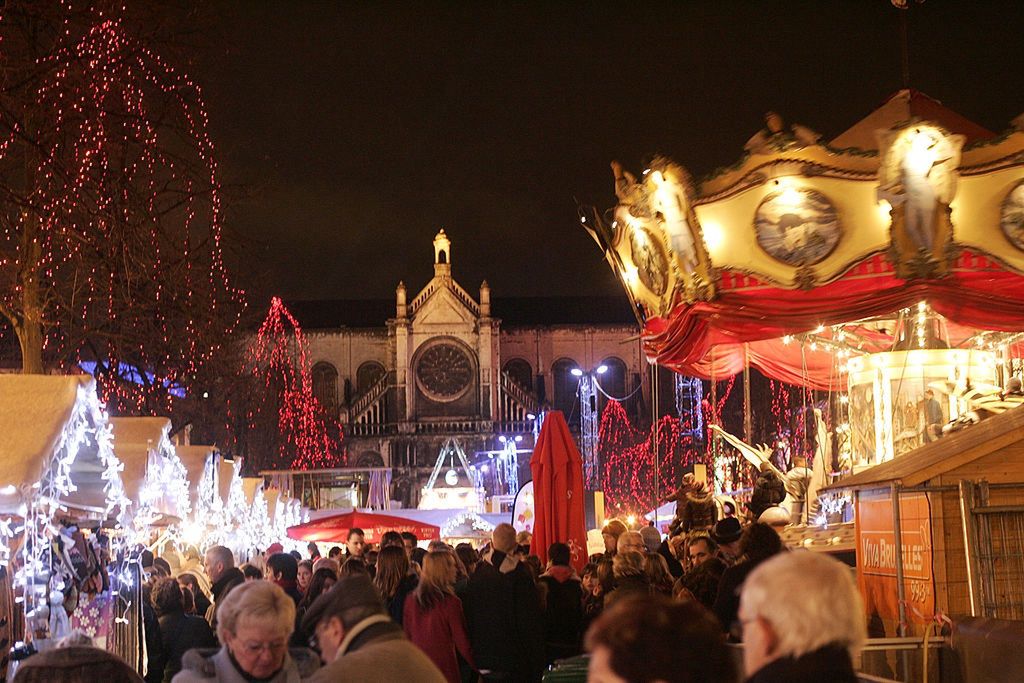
[402,551,476,683]
[172,580,319,682]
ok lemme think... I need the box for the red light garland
[242,297,343,471]
[0,3,245,415]
[598,399,700,517]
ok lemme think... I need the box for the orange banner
[855,490,935,627]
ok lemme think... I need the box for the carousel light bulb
[571,368,584,377]
[597,365,608,374]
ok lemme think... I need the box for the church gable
[413,285,478,327]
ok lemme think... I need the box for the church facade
[292,231,648,505]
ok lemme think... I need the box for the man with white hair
[738,551,865,682]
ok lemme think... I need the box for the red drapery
[645,251,1024,387]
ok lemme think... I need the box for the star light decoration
[241,298,344,471]
[0,5,245,414]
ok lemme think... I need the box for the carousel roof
[831,89,996,151]
[584,91,1024,384]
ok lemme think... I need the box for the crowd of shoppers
[13,508,867,683]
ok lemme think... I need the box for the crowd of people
[10,511,867,683]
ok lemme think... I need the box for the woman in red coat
[403,550,477,683]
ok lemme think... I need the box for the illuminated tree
[0,1,244,413]
[236,297,344,472]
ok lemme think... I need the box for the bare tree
[0,1,244,414]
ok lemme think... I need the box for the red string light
[598,400,700,517]
[242,297,343,471]
[0,5,245,414]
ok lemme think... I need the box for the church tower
[433,229,452,278]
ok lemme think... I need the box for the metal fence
[959,481,1024,621]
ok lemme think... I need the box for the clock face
[415,343,474,402]
[629,227,669,296]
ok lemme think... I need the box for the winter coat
[385,573,419,626]
[157,610,217,682]
[537,566,584,662]
[171,646,319,683]
[308,615,446,683]
[403,592,476,683]
[677,556,726,612]
[679,490,717,532]
[713,555,778,636]
[749,471,787,519]
[657,539,684,578]
[205,567,244,629]
[745,644,858,683]
[461,549,545,681]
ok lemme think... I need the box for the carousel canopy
[585,91,1024,386]
[0,375,122,516]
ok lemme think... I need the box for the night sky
[198,1,1024,304]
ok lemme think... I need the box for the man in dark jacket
[739,551,863,682]
[151,576,217,682]
[713,523,783,636]
[537,542,583,663]
[203,545,244,628]
[266,552,303,606]
[462,523,544,681]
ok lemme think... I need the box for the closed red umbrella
[287,510,440,544]
[529,411,588,572]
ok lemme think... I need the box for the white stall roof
[0,374,118,515]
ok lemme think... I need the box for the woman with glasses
[172,580,319,682]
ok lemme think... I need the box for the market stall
[109,417,190,531]
[0,375,131,671]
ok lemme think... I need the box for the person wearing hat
[664,473,717,536]
[302,574,445,683]
[709,517,743,567]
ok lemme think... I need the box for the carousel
[583,90,1024,645]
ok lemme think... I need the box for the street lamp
[574,364,608,490]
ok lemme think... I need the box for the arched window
[311,362,339,412]
[503,358,533,393]
[552,358,579,423]
[438,249,447,264]
[356,361,386,394]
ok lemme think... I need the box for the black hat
[300,574,383,633]
[710,517,743,545]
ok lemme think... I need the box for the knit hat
[300,574,383,633]
[710,517,743,545]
